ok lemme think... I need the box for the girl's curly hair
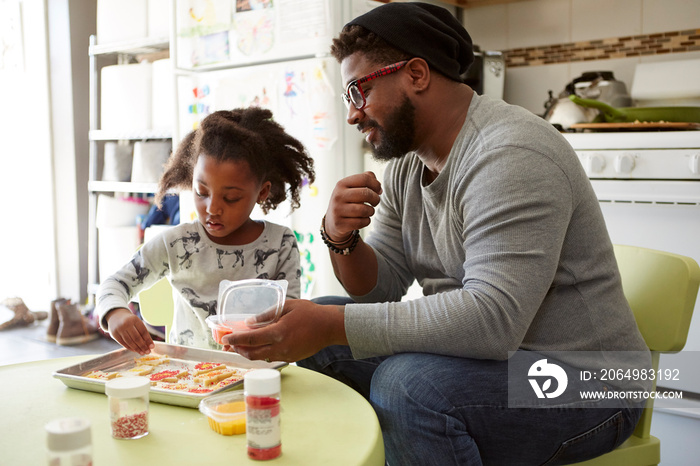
[330,24,410,67]
[155,107,315,214]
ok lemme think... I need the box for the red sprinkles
[111,411,148,439]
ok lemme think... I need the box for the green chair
[138,277,174,343]
[572,244,700,465]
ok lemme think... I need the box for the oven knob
[690,153,700,175]
[614,153,636,174]
[583,153,606,174]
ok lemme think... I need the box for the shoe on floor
[56,301,100,346]
[47,298,69,343]
[0,297,48,330]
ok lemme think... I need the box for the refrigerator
[171,0,385,299]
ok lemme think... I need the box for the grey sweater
[345,94,649,367]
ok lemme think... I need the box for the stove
[562,130,700,398]
[563,130,700,200]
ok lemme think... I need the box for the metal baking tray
[53,342,287,408]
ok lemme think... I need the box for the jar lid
[244,368,280,396]
[105,376,150,398]
[45,417,91,451]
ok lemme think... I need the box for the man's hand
[106,308,155,355]
[325,171,383,240]
[221,299,347,362]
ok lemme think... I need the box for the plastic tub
[206,315,229,344]
[198,391,246,435]
[217,279,288,329]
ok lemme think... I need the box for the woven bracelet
[320,216,360,255]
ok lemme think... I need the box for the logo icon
[528,359,568,399]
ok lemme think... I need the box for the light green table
[0,356,384,465]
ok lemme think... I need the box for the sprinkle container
[45,417,92,466]
[105,376,150,439]
[245,369,282,460]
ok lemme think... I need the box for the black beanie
[347,2,474,82]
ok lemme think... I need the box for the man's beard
[368,95,416,162]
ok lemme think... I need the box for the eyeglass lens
[348,84,364,109]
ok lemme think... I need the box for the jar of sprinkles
[245,369,282,460]
[105,376,150,440]
[45,417,92,466]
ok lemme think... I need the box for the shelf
[89,37,170,56]
[88,181,158,194]
[89,129,172,141]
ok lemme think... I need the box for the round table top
[0,356,384,465]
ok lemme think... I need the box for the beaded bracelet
[320,215,360,255]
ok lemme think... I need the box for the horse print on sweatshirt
[254,248,279,273]
[182,287,217,316]
[130,252,150,285]
[216,248,245,269]
[169,231,201,268]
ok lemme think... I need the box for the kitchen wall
[461,0,700,115]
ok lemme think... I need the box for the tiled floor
[0,316,121,366]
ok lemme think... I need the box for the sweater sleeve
[95,231,171,331]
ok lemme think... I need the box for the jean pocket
[542,411,623,466]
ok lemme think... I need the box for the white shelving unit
[87,35,172,299]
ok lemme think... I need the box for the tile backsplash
[505,29,700,68]
[461,0,700,114]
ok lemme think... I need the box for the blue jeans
[299,297,644,465]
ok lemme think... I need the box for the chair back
[613,244,700,440]
[614,244,700,352]
[138,278,174,342]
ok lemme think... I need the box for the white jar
[105,376,150,439]
[245,369,282,460]
[45,417,92,466]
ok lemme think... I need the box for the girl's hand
[106,308,155,355]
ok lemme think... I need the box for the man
[224,3,650,464]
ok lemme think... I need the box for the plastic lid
[217,279,288,328]
[45,417,91,451]
[244,369,281,396]
[105,376,150,398]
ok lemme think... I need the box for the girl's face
[192,154,270,245]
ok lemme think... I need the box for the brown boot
[0,297,45,330]
[47,298,68,343]
[56,301,100,345]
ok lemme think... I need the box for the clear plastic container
[105,376,150,439]
[206,315,233,345]
[45,417,92,466]
[198,390,246,435]
[217,279,288,330]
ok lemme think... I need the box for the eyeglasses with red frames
[342,60,409,110]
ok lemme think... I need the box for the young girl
[96,107,315,354]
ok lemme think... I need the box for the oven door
[592,179,700,396]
